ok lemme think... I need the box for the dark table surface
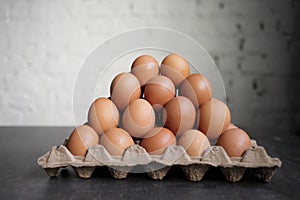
[0,127,299,200]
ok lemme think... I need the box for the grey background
[0,0,299,136]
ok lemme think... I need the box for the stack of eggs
[66,54,252,159]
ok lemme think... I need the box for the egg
[179,74,212,107]
[226,123,238,130]
[144,75,175,110]
[216,128,252,157]
[87,98,119,134]
[178,129,210,157]
[66,125,99,157]
[163,96,196,136]
[100,127,134,156]
[110,72,141,111]
[131,55,159,86]
[160,54,190,87]
[197,98,231,141]
[122,99,155,138]
[140,127,176,155]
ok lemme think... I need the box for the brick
[244,34,289,53]
[218,54,240,73]
[238,54,276,75]
[0,22,8,54]
[253,112,291,131]
[8,0,31,21]
[0,2,9,22]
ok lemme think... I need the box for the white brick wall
[0,0,298,135]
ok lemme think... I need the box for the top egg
[160,54,190,87]
[131,55,159,86]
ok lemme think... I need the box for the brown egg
[100,127,134,156]
[163,96,196,136]
[160,54,190,87]
[66,125,99,157]
[217,128,252,157]
[140,127,176,155]
[131,55,159,86]
[179,74,212,107]
[178,129,210,157]
[144,75,175,110]
[197,98,231,141]
[110,72,141,111]
[122,99,155,138]
[87,98,119,134]
[226,123,238,131]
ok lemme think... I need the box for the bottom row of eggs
[66,124,252,158]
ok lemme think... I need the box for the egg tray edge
[37,139,282,182]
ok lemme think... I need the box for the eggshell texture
[160,54,190,87]
[122,99,155,138]
[163,96,196,136]
[179,74,212,107]
[131,55,159,86]
[110,72,141,111]
[226,123,238,131]
[178,129,210,157]
[144,75,175,109]
[140,127,176,155]
[217,128,252,157]
[197,98,231,141]
[66,125,99,157]
[100,127,134,156]
[88,98,119,134]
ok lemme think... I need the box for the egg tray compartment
[37,140,281,182]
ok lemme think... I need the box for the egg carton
[37,140,281,182]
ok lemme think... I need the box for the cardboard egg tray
[37,140,281,182]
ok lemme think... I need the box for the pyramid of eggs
[66,54,252,158]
